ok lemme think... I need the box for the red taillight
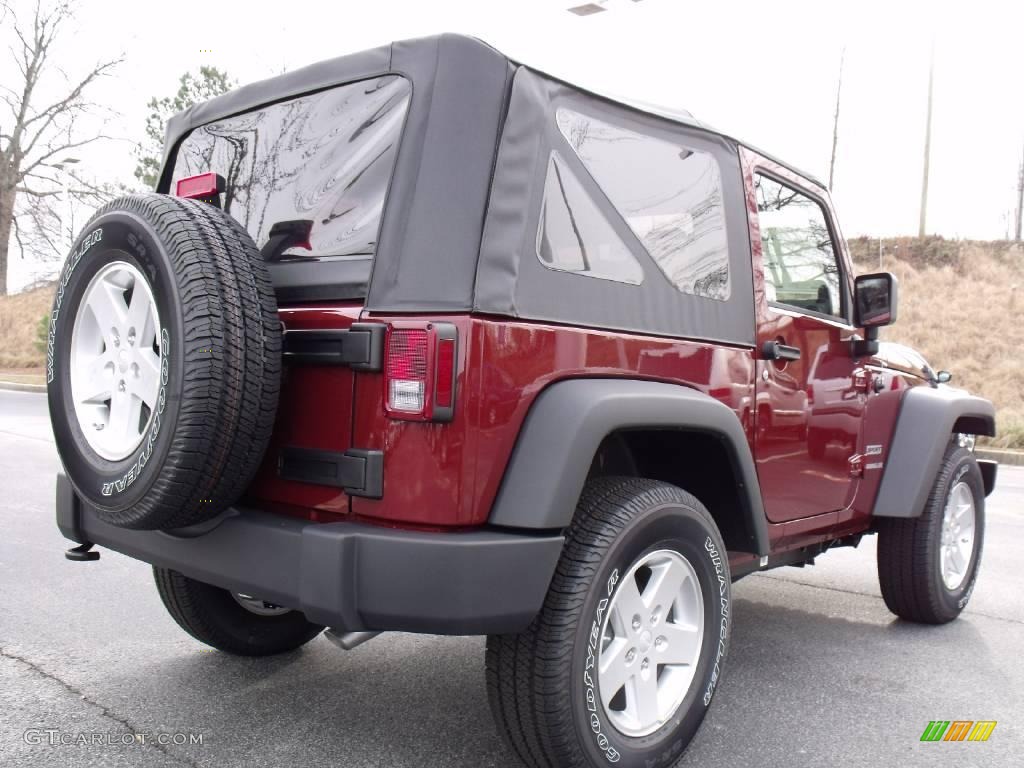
[384,323,458,422]
[175,172,224,202]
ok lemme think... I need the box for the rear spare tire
[46,193,280,530]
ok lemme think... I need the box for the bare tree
[0,0,122,295]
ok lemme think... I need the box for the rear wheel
[486,477,731,768]
[876,444,985,624]
[153,568,323,655]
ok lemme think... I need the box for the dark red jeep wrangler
[48,34,998,768]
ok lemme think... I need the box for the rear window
[169,75,411,262]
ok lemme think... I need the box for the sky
[5,0,1024,291]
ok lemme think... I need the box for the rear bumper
[56,474,563,635]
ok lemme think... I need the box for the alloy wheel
[70,261,162,461]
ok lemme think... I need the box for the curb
[976,448,1024,467]
[0,380,46,393]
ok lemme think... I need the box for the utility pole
[918,45,935,238]
[828,48,845,192]
[54,158,80,250]
[1015,144,1023,242]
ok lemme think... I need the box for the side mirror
[852,272,899,357]
[855,272,899,328]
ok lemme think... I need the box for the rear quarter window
[535,152,644,284]
[556,108,731,301]
[169,75,411,262]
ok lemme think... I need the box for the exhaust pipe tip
[324,629,380,651]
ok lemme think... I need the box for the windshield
[169,74,411,262]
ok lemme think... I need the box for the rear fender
[488,378,769,556]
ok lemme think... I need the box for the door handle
[762,341,801,362]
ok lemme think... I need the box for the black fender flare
[872,386,996,518]
[488,378,770,556]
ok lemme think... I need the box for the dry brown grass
[850,237,1024,449]
[0,284,54,370]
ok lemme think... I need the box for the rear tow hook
[65,542,100,561]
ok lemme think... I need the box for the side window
[754,174,844,319]
[556,108,730,300]
[536,152,644,284]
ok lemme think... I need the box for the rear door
[746,158,865,523]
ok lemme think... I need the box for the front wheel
[486,477,731,768]
[876,444,985,624]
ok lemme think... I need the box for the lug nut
[641,658,650,671]
[127,327,136,346]
[118,380,126,392]
[626,648,636,663]
[655,636,666,651]
[650,606,662,626]
[632,614,642,631]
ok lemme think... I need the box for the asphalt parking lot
[1,388,1021,767]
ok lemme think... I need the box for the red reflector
[175,173,222,200]
[435,338,455,408]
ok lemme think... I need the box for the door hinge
[278,446,383,498]
[282,323,385,371]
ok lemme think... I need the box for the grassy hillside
[0,283,53,373]
[849,237,1023,448]
[1,238,1021,445]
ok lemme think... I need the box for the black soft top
[161,34,814,346]
[160,33,823,192]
